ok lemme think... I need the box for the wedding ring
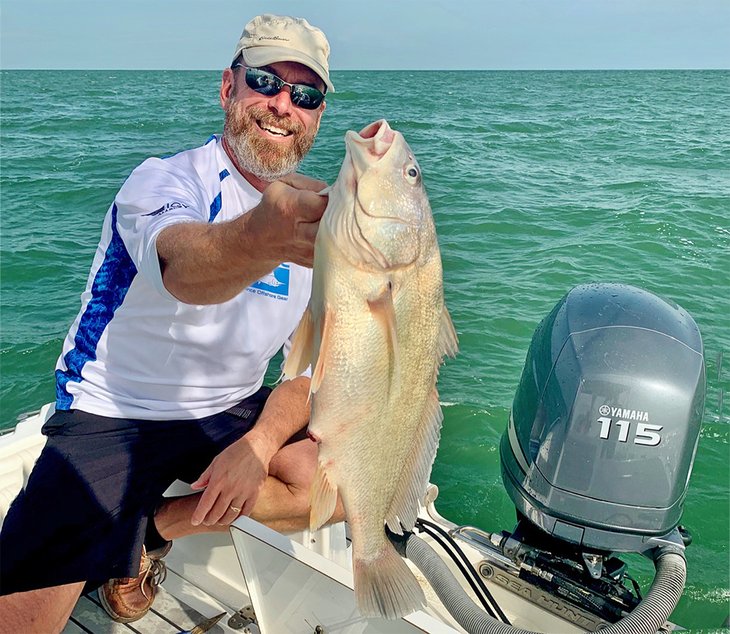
[229,505,242,514]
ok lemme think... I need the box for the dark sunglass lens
[245,69,282,96]
[291,86,324,109]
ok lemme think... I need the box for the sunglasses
[232,65,326,110]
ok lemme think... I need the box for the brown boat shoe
[99,542,172,623]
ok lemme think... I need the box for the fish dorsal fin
[310,305,334,394]
[309,460,339,531]
[437,306,459,361]
[367,283,399,385]
[385,389,443,533]
[283,306,314,381]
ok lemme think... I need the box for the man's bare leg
[0,440,345,634]
[0,581,84,634]
[154,437,345,539]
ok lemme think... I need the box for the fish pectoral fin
[367,283,399,383]
[283,306,315,380]
[310,305,334,394]
[437,306,459,361]
[385,389,443,533]
[309,461,339,531]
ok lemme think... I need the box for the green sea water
[1,69,728,631]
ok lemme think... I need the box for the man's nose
[268,86,294,116]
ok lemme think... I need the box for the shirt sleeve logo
[142,201,190,217]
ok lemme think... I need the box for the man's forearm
[157,214,279,305]
[156,175,328,306]
[246,376,312,457]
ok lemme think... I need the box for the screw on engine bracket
[228,605,257,630]
[314,626,326,633]
[582,552,604,579]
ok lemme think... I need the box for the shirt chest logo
[247,264,290,301]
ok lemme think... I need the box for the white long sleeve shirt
[55,135,312,420]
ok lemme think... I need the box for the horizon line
[1,67,729,72]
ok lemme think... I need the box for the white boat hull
[0,406,611,633]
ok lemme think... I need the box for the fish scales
[284,119,457,620]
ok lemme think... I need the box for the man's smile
[257,119,294,138]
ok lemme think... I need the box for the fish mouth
[356,119,396,157]
[346,119,397,160]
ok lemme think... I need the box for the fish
[284,119,458,619]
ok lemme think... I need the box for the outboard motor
[393,284,705,634]
[501,282,705,554]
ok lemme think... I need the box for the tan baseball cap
[233,14,335,93]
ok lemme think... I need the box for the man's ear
[220,67,235,109]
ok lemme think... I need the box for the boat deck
[64,570,239,634]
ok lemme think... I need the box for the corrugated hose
[394,531,685,634]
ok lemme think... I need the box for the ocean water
[1,69,728,631]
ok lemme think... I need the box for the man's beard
[223,105,319,182]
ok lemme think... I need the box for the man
[0,14,343,633]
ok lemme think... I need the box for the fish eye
[404,163,420,183]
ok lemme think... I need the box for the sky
[1,0,729,71]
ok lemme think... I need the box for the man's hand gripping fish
[284,119,458,620]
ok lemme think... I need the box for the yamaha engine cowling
[501,283,705,554]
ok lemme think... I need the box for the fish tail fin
[354,544,426,620]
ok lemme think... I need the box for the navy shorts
[0,387,271,595]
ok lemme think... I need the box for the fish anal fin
[309,460,338,531]
[283,306,314,380]
[354,543,426,619]
[385,390,443,533]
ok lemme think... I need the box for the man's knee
[269,437,318,491]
